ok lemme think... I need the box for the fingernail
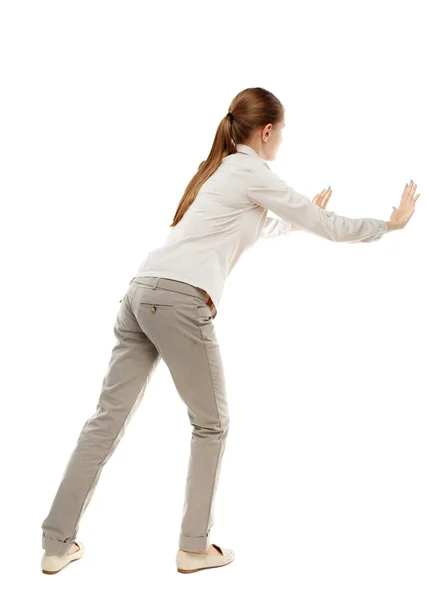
[410,179,413,183]
[406,183,408,187]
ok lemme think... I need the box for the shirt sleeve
[247,162,387,243]
[260,215,292,238]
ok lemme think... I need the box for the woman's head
[226,87,285,161]
[170,87,285,226]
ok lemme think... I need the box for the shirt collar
[235,143,261,159]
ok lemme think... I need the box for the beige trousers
[41,276,230,555]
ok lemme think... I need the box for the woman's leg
[131,283,230,553]
[41,286,160,556]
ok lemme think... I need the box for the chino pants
[41,276,230,556]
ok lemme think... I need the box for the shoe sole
[177,561,233,574]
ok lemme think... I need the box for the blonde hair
[169,87,284,227]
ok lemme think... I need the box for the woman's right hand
[389,181,420,230]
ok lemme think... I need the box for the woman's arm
[248,162,387,243]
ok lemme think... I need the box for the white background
[1,1,428,598]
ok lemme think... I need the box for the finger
[408,182,417,204]
[322,192,330,208]
[402,182,415,203]
[317,188,332,208]
[322,189,332,209]
[406,181,417,199]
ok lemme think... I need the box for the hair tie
[227,112,234,123]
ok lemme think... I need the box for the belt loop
[152,276,160,289]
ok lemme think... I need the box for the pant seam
[196,319,222,539]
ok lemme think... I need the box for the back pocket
[140,301,174,312]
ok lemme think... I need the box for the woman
[40,87,420,575]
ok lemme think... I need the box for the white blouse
[133,143,387,316]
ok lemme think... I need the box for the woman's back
[133,144,273,315]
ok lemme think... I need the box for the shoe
[176,543,235,574]
[41,541,85,575]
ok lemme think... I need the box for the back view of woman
[40,87,420,575]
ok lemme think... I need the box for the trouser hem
[42,534,76,556]
[179,533,210,552]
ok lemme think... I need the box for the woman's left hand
[290,187,333,231]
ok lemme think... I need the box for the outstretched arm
[248,163,387,243]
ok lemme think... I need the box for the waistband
[129,276,208,304]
